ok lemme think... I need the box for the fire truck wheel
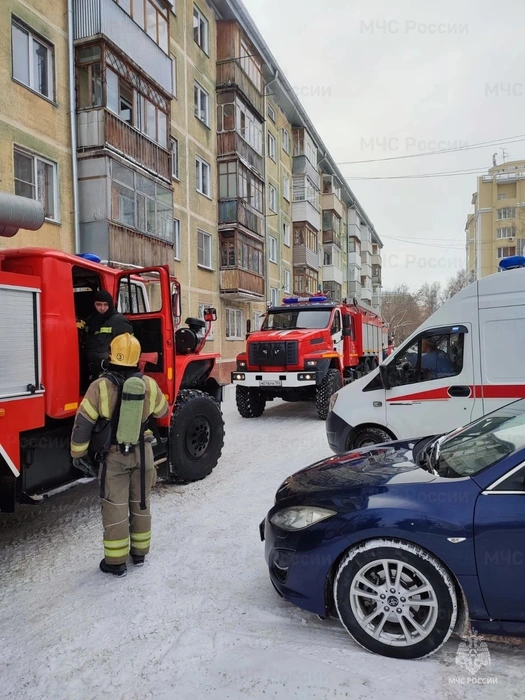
[316,369,343,420]
[236,386,266,417]
[168,389,225,483]
[349,427,393,449]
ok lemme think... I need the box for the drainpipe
[67,0,80,253]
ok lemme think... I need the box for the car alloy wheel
[349,558,438,646]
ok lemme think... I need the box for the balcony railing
[219,198,264,237]
[321,192,344,219]
[109,223,173,267]
[74,0,172,93]
[216,61,264,117]
[292,244,319,271]
[292,155,320,189]
[77,108,171,182]
[322,229,342,245]
[217,132,264,176]
[219,268,265,299]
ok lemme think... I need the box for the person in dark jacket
[83,290,133,380]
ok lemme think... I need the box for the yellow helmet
[109,333,141,367]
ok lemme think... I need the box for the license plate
[260,380,282,387]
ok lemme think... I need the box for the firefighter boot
[131,555,145,566]
[99,559,127,577]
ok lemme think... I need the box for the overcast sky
[242,0,525,290]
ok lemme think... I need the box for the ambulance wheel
[236,386,266,418]
[168,389,224,483]
[316,369,343,420]
[349,426,393,449]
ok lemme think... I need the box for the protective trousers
[99,444,156,565]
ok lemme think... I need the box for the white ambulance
[326,256,525,452]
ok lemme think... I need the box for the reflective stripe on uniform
[130,530,151,550]
[154,390,165,413]
[80,397,98,422]
[103,537,130,558]
[95,327,113,335]
[71,441,90,453]
[99,380,110,418]
[147,378,156,415]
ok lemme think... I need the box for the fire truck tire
[316,369,343,420]
[168,389,224,483]
[235,386,266,417]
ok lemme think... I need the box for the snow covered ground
[1,390,523,700]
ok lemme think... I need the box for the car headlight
[305,359,318,367]
[270,506,337,531]
[237,360,247,369]
[329,391,338,412]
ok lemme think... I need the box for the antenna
[500,147,508,163]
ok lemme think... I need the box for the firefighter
[70,333,169,577]
[80,290,133,380]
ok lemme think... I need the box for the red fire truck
[231,294,390,420]
[0,193,224,513]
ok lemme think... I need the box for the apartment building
[1,0,75,252]
[466,159,525,280]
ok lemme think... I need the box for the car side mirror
[379,363,391,390]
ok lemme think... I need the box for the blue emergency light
[76,253,102,263]
[282,295,328,304]
[499,255,525,271]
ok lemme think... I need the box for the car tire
[349,427,392,449]
[316,369,343,420]
[168,389,224,483]
[236,386,266,417]
[334,539,457,660]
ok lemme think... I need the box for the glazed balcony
[219,198,264,237]
[293,244,319,271]
[216,61,264,117]
[219,268,265,300]
[321,192,344,219]
[217,132,264,176]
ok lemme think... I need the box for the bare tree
[441,269,469,301]
[381,284,423,345]
[418,281,442,318]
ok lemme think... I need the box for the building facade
[1,0,384,383]
[466,159,525,280]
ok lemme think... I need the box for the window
[171,54,177,97]
[269,184,277,212]
[116,0,168,52]
[497,207,516,220]
[173,218,181,259]
[253,310,264,331]
[111,161,172,241]
[498,246,516,258]
[198,229,212,268]
[105,63,168,146]
[193,5,209,54]
[267,105,276,122]
[77,46,102,108]
[293,224,318,252]
[268,133,276,160]
[282,129,291,154]
[194,81,209,125]
[283,221,290,246]
[283,176,290,201]
[198,303,214,340]
[283,269,291,293]
[196,156,211,197]
[385,329,465,387]
[498,192,507,200]
[270,287,278,307]
[269,235,277,262]
[220,232,264,274]
[497,226,515,238]
[12,19,54,100]
[171,138,179,179]
[226,308,243,339]
[14,147,58,220]
[236,98,263,154]
[491,464,525,493]
[239,40,262,91]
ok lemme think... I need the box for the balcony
[292,200,321,231]
[77,108,171,181]
[372,253,382,266]
[322,229,342,245]
[347,281,362,297]
[219,199,264,237]
[216,61,264,117]
[217,132,264,176]
[109,223,174,267]
[219,268,265,300]
[321,193,344,219]
[293,244,319,271]
[74,0,172,93]
[348,252,361,267]
[292,156,320,189]
[322,265,344,286]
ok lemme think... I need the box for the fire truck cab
[231,294,388,420]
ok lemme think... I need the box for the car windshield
[261,309,331,330]
[435,399,525,478]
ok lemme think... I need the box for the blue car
[260,398,525,659]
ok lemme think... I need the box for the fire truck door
[331,309,344,357]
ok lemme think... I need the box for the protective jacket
[83,292,133,369]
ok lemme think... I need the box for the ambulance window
[387,329,465,387]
